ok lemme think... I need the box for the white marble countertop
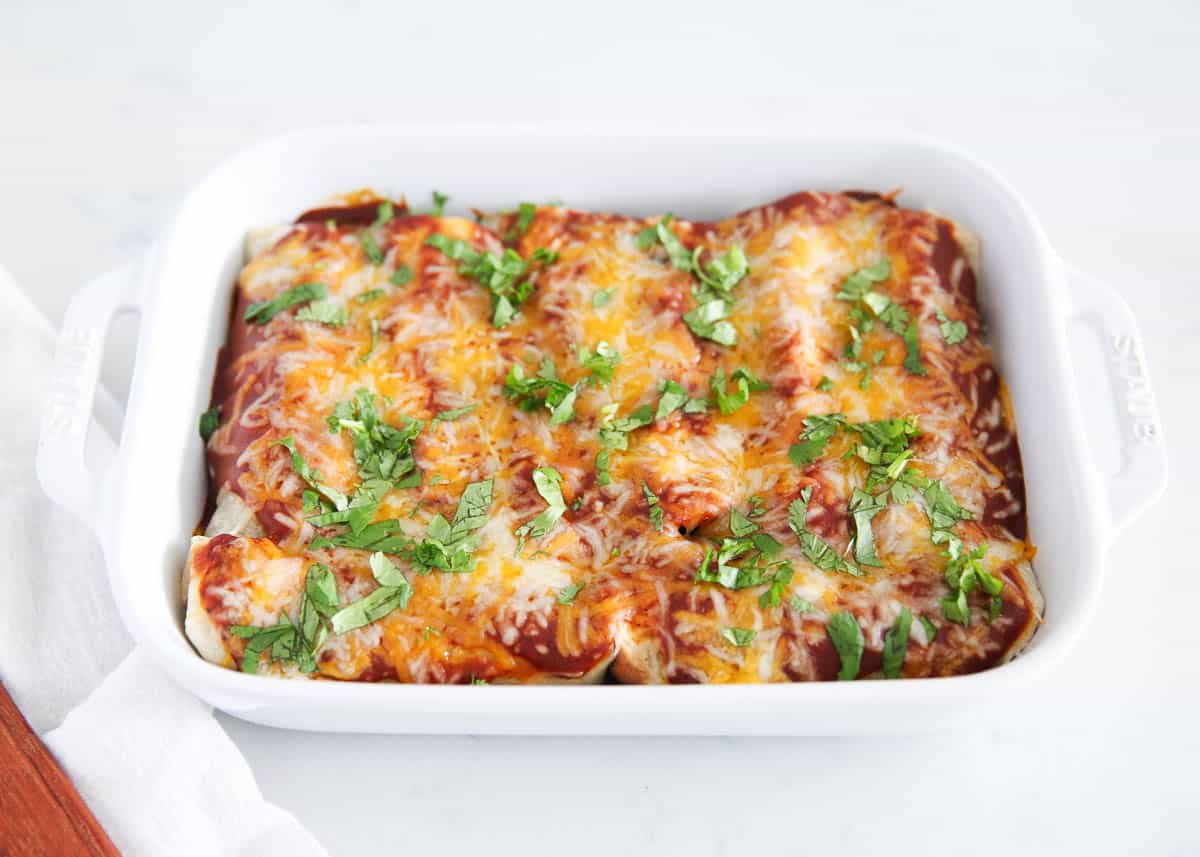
[2,0,1197,853]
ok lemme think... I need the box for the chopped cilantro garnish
[578,342,620,386]
[936,308,968,345]
[788,486,862,577]
[816,376,834,393]
[790,595,814,614]
[356,318,380,365]
[330,552,412,634]
[695,509,789,592]
[503,359,577,425]
[404,479,493,573]
[355,288,386,304]
[592,288,614,309]
[881,607,912,679]
[515,467,567,552]
[198,405,220,442]
[638,216,749,347]
[271,436,349,515]
[594,403,653,485]
[431,191,448,217]
[390,264,413,287]
[361,232,384,265]
[848,488,887,567]
[637,214,692,270]
[916,615,938,643]
[903,321,927,375]
[833,259,928,376]
[826,611,864,680]
[758,564,794,608]
[432,403,478,422]
[425,233,556,327]
[836,259,891,301]
[506,202,537,243]
[788,414,845,467]
[308,390,424,535]
[710,366,770,415]
[721,627,756,647]
[231,563,339,674]
[641,481,663,531]
[683,298,738,346]
[557,581,584,605]
[295,300,348,327]
[244,282,326,325]
[655,379,709,421]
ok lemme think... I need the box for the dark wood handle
[0,682,121,855]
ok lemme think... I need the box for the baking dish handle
[37,260,144,530]
[1063,264,1167,537]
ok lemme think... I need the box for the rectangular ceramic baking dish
[37,127,1166,734]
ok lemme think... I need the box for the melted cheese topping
[190,191,1041,684]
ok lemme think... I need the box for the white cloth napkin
[0,263,327,857]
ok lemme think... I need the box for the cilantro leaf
[637,214,692,270]
[836,260,890,301]
[881,607,912,679]
[683,298,738,346]
[710,366,769,415]
[515,468,566,550]
[355,288,386,304]
[903,321,927,375]
[232,562,342,674]
[199,405,220,442]
[305,563,339,617]
[816,376,834,393]
[848,488,887,567]
[922,480,972,531]
[695,510,788,593]
[595,403,653,485]
[936,308,968,345]
[592,288,614,308]
[788,487,863,577]
[295,299,347,327]
[919,614,938,643]
[790,595,814,614]
[431,190,448,217]
[426,233,554,328]
[578,341,620,386]
[655,379,708,421]
[788,414,845,467]
[231,622,294,675]
[721,627,756,647]
[694,246,749,295]
[391,264,413,287]
[356,318,380,366]
[330,581,411,634]
[361,231,384,265]
[406,479,493,573]
[432,403,478,422]
[503,360,578,424]
[641,481,663,531]
[826,611,864,680]
[758,563,794,608]
[271,436,349,513]
[244,282,326,325]
[557,581,584,605]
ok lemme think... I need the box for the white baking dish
[36,128,1166,734]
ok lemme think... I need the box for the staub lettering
[43,327,97,438]
[1111,334,1158,443]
